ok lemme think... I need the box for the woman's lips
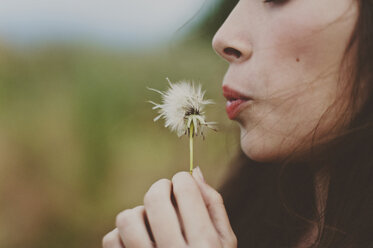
[225,99,250,119]
[223,86,253,120]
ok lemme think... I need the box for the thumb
[192,166,237,247]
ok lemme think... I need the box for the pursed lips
[222,85,253,120]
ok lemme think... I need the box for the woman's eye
[263,0,287,4]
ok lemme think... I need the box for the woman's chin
[241,145,281,163]
[239,128,296,164]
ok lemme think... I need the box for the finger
[102,228,125,248]
[172,171,221,247]
[171,192,187,240]
[143,179,186,247]
[116,206,154,248]
[192,167,238,247]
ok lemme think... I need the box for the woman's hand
[102,167,237,248]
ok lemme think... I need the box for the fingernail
[195,166,205,183]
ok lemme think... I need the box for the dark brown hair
[218,0,373,247]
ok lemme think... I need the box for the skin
[103,0,360,247]
[213,0,358,246]
[103,169,237,248]
[213,0,359,162]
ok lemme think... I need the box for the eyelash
[263,0,286,3]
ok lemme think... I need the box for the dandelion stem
[189,122,194,174]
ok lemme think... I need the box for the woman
[103,0,372,247]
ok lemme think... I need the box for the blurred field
[0,40,241,248]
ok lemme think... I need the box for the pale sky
[0,0,216,47]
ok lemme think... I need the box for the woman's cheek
[268,20,327,79]
[263,18,343,117]
[268,0,358,78]
[239,0,358,163]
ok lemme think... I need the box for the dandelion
[148,78,217,174]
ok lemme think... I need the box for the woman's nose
[212,25,253,64]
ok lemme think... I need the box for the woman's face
[213,0,359,162]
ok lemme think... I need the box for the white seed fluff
[148,78,217,137]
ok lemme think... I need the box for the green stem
[189,122,194,174]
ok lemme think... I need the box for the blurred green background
[0,1,240,247]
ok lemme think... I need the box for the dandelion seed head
[148,78,217,137]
